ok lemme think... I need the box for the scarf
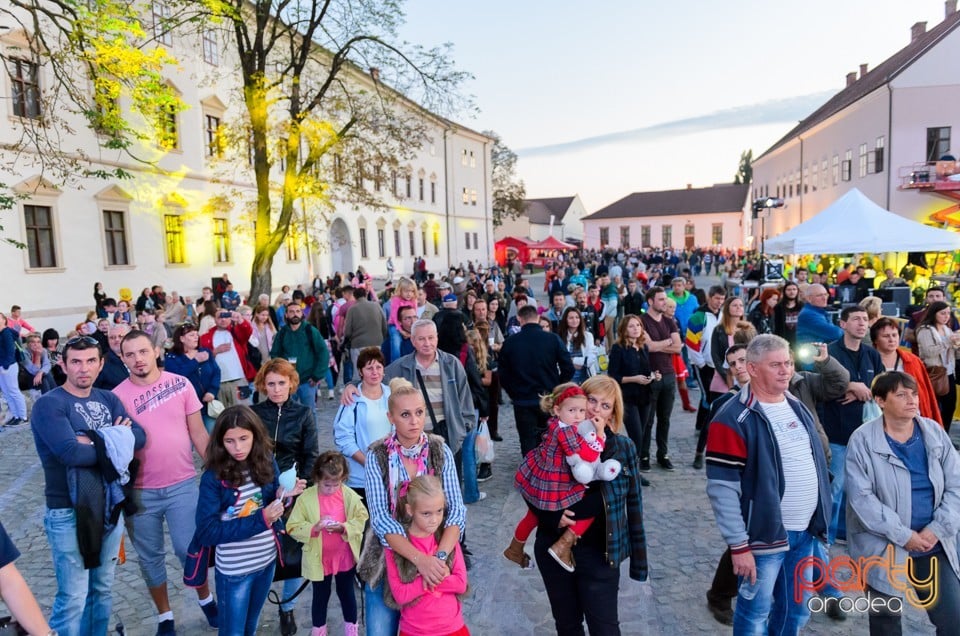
[383,433,431,515]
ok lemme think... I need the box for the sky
[398,0,954,212]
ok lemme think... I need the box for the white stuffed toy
[565,421,621,484]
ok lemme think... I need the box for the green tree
[734,148,753,185]
[188,0,469,298]
[484,130,526,227]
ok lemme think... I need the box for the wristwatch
[435,550,448,560]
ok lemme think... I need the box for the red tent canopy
[494,236,536,266]
[530,236,577,251]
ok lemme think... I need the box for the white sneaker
[467,492,487,504]
[327,389,335,400]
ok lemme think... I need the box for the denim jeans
[388,325,403,362]
[45,507,124,636]
[216,560,276,636]
[363,581,399,636]
[280,576,303,612]
[125,478,197,587]
[733,530,815,636]
[294,381,318,417]
[828,442,847,543]
[0,363,26,420]
[811,539,841,599]
[461,427,480,503]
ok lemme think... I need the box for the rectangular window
[158,103,178,150]
[803,163,809,193]
[373,164,382,191]
[821,159,829,189]
[465,232,470,249]
[102,210,128,266]
[619,226,630,249]
[285,233,299,261]
[599,227,609,247]
[359,228,368,259]
[418,178,424,201]
[422,231,427,256]
[433,230,439,256]
[213,218,230,263]
[640,225,650,248]
[461,187,469,204]
[394,229,401,256]
[405,176,412,199]
[205,114,221,157]
[430,181,436,204]
[832,155,840,185]
[461,149,468,166]
[470,189,478,206]
[927,127,951,162]
[377,228,385,258]
[202,29,219,65]
[875,136,885,173]
[469,151,476,168]
[23,205,56,268]
[842,150,852,181]
[355,162,364,188]
[472,232,478,249]
[163,214,185,264]
[152,1,173,45]
[409,230,415,256]
[859,143,868,178]
[333,155,343,183]
[662,225,672,248]
[711,223,723,246]
[391,171,398,196]
[9,58,41,119]
[810,162,818,191]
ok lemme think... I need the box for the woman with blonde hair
[533,374,648,634]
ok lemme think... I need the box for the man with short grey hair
[706,334,831,633]
[796,284,843,345]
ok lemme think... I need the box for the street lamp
[752,197,785,254]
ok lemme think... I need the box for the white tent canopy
[763,188,960,255]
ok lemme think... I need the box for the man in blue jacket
[795,284,843,345]
[499,305,574,457]
[706,334,831,634]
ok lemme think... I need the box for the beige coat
[286,484,368,581]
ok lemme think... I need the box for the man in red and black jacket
[199,309,255,406]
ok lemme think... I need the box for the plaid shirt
[600,431,649,581]
[514,418,589,511]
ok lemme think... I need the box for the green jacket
[270,323,329,383]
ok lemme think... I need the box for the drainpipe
[798,136,804,224]
[443,128,452,269]
[886,83,893,210]
[482,139,491,265]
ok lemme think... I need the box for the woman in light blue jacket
[333,347,392,505]
[845,371,960,635]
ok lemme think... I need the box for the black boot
[279,609,296,636]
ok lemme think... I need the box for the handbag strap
[415,369,439,430]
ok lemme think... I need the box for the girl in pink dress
[385,475,470,636]
[287,452,369,636]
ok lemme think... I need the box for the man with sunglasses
[30,336,146,636]
[113,330,217,633]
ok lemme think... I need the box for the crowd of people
[2,245,960,635]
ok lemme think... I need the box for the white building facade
[750,4,960,249]
[0,3,493,333]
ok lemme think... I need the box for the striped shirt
[759,400,819,531]
[215,473,276,575]
[416,357,443,432]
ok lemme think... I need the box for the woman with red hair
[747,287,779,335]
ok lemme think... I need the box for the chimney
[947,0,958,18]
[369,67,380,81]
[859,63,869,78]
[911,21,927,42]
[846,72,858,86]
[686,183,692,190]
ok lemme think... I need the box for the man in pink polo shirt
[113,330,218,634]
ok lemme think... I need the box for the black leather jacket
[251,398,318,482]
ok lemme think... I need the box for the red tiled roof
[583,184,749,220]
